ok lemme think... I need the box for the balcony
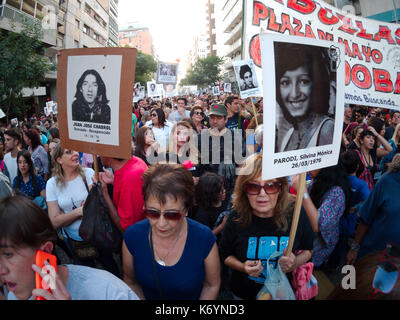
[0,4,56,47]
[222,0,242,33]
[226,37,241,57]
[224,21,241,45]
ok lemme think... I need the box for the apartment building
[119,25,154,56]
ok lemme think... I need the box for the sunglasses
[370,243,400,299]
[143,208,184,221]
[194,111,204,116]
[151,113,158,117]
[245,182,282,195]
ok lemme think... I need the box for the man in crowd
[168,97,190,122]
[225,95,244,133]
[3,128,21,184]
[384,110,400,140]
[99,155,148,233]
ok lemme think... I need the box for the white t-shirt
[145,120,172,151]
[3,152,18,184]
[46,168,94,241]
[6,264,139,300]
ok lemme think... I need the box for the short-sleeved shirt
[219,205,314,299]
[132,113,138,137]
[123,218,216,300]
[31,145,49,176]
[13,174,46,198]
[312,186,346,267]
[6,264,139,300]
[358,170,400,258]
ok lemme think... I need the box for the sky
[118,0,206,65]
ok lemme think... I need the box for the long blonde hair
[233,153,293,231]
[391,122,400,145]
[51,143,86,188]
[167,120,199,164]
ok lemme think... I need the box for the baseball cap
[209,104,227,117]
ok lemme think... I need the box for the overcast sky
[118,0,206,64]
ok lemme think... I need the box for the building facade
[119,25,154,56]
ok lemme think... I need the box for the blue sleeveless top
[123,217,216,300]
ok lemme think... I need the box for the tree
[121,45,157,85]
[180,55,224,88]
[0,19,56,121]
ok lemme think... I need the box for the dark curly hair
[195,172,224,210]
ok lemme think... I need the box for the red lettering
[287,0,316,14]
[373,68,393,93]
[374,26,395,44]
[345,61,351,85]
[318,7,339,25]
[394,73,400,94]
[336,13,357,35]
[253,2,269,26]
[372,49,383,64]
[274,0,284,3]
[362,46,372,63]
[395,28,400,45]
[352,43,363,61]
[355,21,373,40]
[249,35,261,68]
[280,13,295,35]
[267,8,281,32]
[338,38,353,57]
[351,64,372,89]
[293,18,305,36]
[305,24,316,38]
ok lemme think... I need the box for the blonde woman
[219,154,313,299]
[46,143,120,276]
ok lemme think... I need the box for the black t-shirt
[192,205,225,230]
[219,204,314,299]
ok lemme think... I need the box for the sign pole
[92,154,99,182]
[285,172,307,256]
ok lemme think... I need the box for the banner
[244,0,400,110]
[157,61,178,84]
[260,33,345,180]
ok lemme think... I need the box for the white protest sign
[260,33,345,180]
[232,59,262,99]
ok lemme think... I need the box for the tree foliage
[0,19,56,120]
[180,55,224,88]
[132,49,157,85]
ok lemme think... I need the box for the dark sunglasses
[144,208,184,221]
[194,111,204,116]
[370,243,400,299]
[245,182,282,195]
[151,113,158,117]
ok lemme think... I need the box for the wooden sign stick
[285,172,307,256]
[93,154,99,182]
[250,99,259,126]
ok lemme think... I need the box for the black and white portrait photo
[259,33,345,180]
[157,62,178,84]
[147,81,159,97]
[72,69,111,124]
[232,59,261,99]
[212,86,220,96]
[224,83,232,93]
[273,42,337,153]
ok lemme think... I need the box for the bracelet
[303,192,310,200]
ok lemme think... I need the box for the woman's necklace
[361,149,372,166]
[150,224,184,266]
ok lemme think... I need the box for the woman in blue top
[13,150,46,200]
[122,164,220,300]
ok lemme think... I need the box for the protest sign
[157,62,178,84]
[260,33,345,181]
[224,83,232,93]
[147,81,159,97]
[57,47,136,160]
[244,0,400,110]
[232,59,262,99]
[212,86,220,96]
[133,82,141,102]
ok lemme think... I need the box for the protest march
[1,0,400,307]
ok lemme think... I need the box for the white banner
[244,0,400,110]
[157,61,178,84]
[260,33,345,180]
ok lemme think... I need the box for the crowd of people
[0,93,399,301]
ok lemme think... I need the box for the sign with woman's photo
[232,59,261,99]
[57,48,136,159]
[224,83,232,93]
[157,62,178,84]
[147,81,159,97]
[260,34,345,180]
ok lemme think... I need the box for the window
[75,19,79,29]
[83,24,89,34]
[22,0,35,16]
[74,40,79,48]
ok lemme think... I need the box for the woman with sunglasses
[190,106,207,134]
[292,163,350,268]
[122,164,220,300]
[145,108,172,151]
[219,154,313,300]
